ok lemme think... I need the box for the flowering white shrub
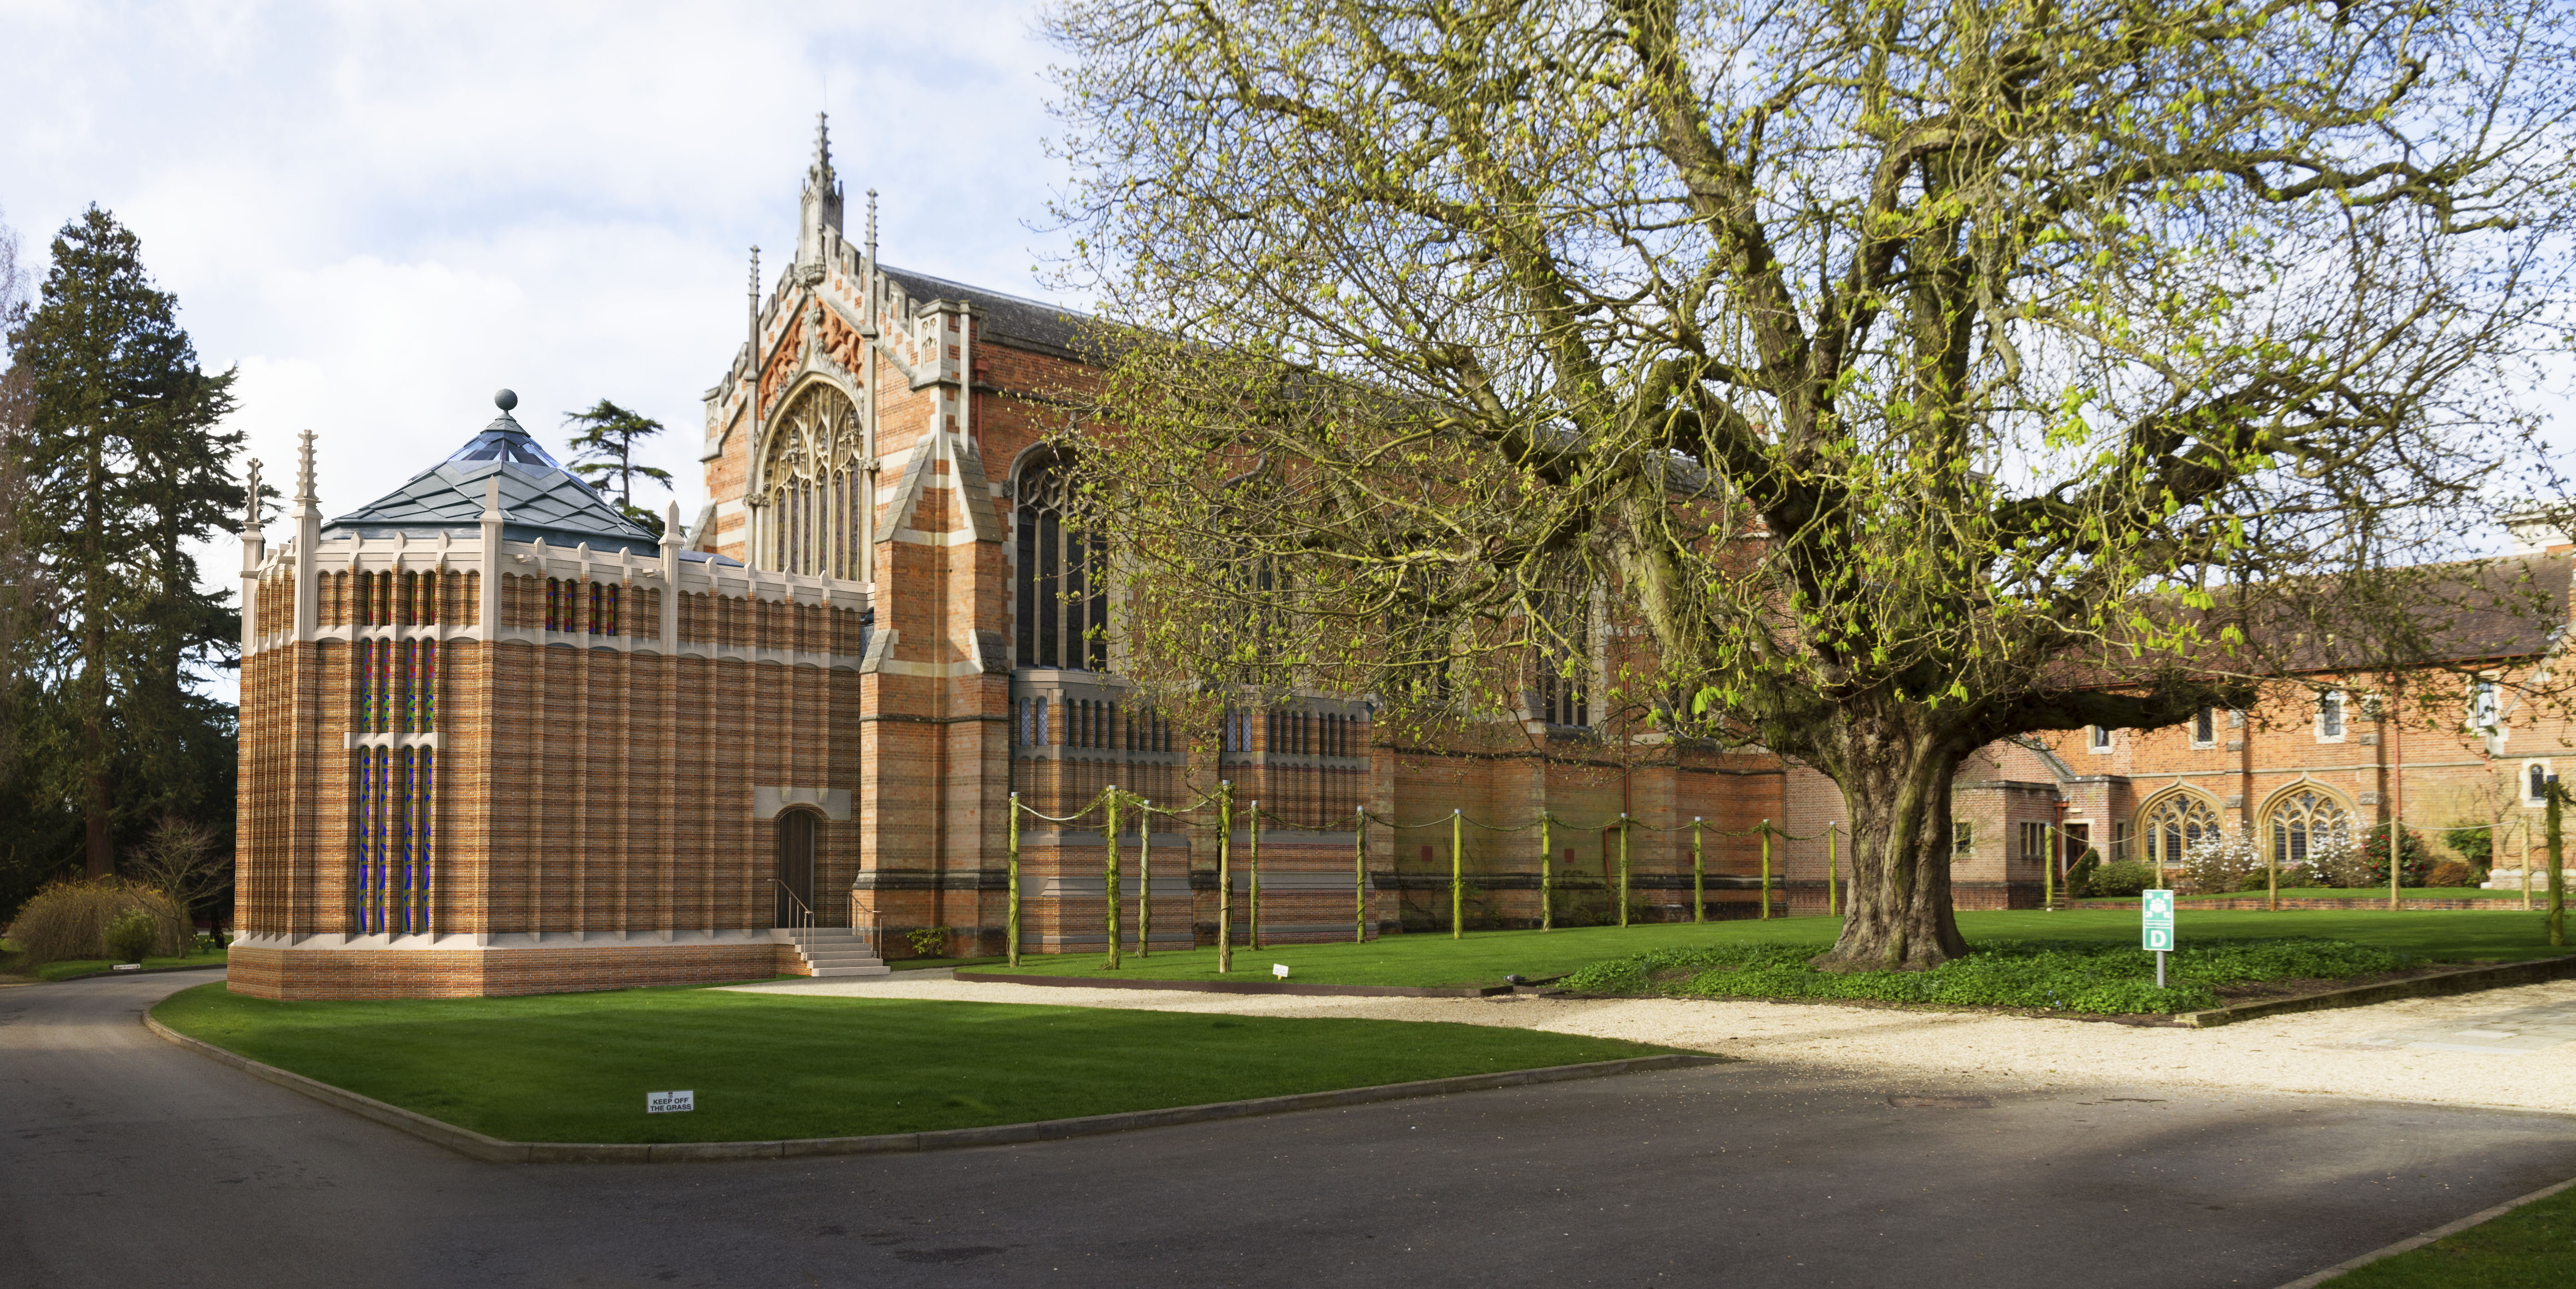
[2179,833,2262,895]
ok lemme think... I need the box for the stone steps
[783,928,889,978]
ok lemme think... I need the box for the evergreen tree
[562,399,672,537]
[11,206,239,878]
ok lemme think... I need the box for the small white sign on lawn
[1272,964,1290,979]
[647,1090,695,1114]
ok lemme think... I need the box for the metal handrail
[766,878,817,941]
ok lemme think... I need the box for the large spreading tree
[1044,0,2576,967]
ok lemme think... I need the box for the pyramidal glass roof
[321,399,724,562]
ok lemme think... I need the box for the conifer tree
[11,206,239,878]
[563,399,673,537]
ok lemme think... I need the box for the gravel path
[727,972,2576,1113]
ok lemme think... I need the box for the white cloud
[1,0,1079,702]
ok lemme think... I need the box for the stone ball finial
[494,388,519,412]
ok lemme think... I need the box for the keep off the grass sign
[647,1090,694,1114]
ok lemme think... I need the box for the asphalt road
[5,972,2573,1289]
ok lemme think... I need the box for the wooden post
[1826,822,1838,917]
[2042,823,2054,910]
[2548,777,2564,949]
[2267,821,2279,912]
[1006,791,1021,969]
[1138,800,1152,957]
[1758,820,1771,920]
[1450,809,1463,940]
[1539,814,1553,932]
[1104,787,1122,970]
[1217,781,1234,973]
[1691,817,1705,924]
[1354,807,1367,944]
[1617,814,1631,928]
[1250,799,1263,950]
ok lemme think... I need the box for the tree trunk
[1808,725,1971,972]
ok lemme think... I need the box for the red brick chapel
[228,120,2576,999]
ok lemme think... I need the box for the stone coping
[2179,954,2576,1028]
[143,1012,1720,1164]
[963,971,1514,998]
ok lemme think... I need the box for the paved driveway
[4,972,2571,1289]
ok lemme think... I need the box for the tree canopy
[564,398,673,538]
[1043,0,2576,967]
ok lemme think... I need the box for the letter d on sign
[647,1090,695,1114]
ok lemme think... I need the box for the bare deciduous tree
[1044,0,2576,967]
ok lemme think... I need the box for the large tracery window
[2139,793,2220,869]
[1015,452,1108,670]
[759,384,864,578]
[2268,788,2354,869]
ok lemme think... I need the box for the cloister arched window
[2138,792,2220,869]
[758,383,864,578]
[2267,788,2353,868]
[1015,450,1107,670]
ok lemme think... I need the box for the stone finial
[494,388,519,412]
[243,459,263,534]
[293,430,316,509]
[482,475,503,522]
[866,188,878,265]
[664,500,684,545]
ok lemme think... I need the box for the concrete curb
[961,971,1512,998]
[2179,954,2576,1028]
[47,961,232,984]
[144,1011,1723,1164]
[2269,1173,2576,1288]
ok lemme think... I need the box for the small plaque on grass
[647,1090,694,1114]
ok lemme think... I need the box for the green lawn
[2324,1182,2576,1287]
[962,910,2576,989]
[151,982,1677,1144]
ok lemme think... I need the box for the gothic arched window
[1015,451,1107,670]
[759,384,863,578]
[2139,793,2220,868]
[2267,788,2353,868]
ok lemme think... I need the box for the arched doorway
[774,809,820,927]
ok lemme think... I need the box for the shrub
[2085,861,2158,898]
[903,925,951,958]
[104,910,156,964]
[2424,859,2476,888]
[2180,834,2261,895]
[2442,823,2495,869]
[2311,840,2376,888]
[3,878,189,966]
[2237,862,2325,892]
[2362,825,2434,888]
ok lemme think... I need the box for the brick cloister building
[231,122,2576,998]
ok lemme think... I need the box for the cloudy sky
[1,0,1076,559]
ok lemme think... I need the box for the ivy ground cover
[957,910,2569,990]
[151,983,1677,1144]
[1555,938,2420,1015]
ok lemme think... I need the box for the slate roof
[882,266,1092,360]
[323,407,729,562]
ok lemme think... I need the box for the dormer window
[2317,691,2345,741]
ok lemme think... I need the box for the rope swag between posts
[1000,790,1828,970]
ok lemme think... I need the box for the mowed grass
[150,982,1677,1144]
[961,909,2576,989]
[2324,1182,2576,1287]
